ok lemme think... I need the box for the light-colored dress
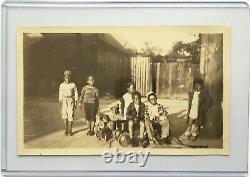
[189,91,200,120]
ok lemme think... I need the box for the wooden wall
[24,34,131,98]
[96,43,131,98]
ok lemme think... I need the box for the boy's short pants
[61,98,75,121]
[84,102,97,121]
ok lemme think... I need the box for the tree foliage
[169,37,201,63]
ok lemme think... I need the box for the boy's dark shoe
[159,137,171,144]
[87,130,91,136]
[158,138,166,145]
[165,136,172,144]
[68,130,73,136]
[131,138,138,147]
[89,131,95,136]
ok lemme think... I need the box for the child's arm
[96,98,100,114]
[126,104,133,120]
[185,92,192,123]
[78,87,86,106]
[120,97,125,116]
[139,104,146,120]
[73,84,78,107]
[95,87,100,114]
[59,84,62,103]
[186,92,192,118]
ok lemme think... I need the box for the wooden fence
[130,55,199,99]
[154,62,199,99]
[130,56,152,96]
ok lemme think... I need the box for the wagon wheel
[118,132,131,147]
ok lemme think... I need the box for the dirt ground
[23,96,223,149]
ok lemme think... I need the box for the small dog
[95,113,113,141]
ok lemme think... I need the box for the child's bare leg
[190,124,199,141]
[128,120,134,139]
[139,121,145,139]
[87,121,91,130]
[189,123,196,135]
[185,119,193,134]
[161,119,170,138]
[145,119,154,139]
[108,121,115,131]
[192,125,199,136]
[91,121,95,132]
[180,119,192,139]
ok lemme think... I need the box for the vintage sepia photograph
[17,26,229,155]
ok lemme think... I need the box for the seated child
[145,92,170,145]
[126,91,145,147]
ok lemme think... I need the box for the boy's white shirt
[122,92,133,118]
[146,103,160,121]
[59,82,78,102]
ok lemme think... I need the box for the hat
[64,70,72,76]
[147,91,156,100]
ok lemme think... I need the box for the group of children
[59,70,212,147]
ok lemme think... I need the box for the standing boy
[59,70,78,136]
[145,92,170,145]
[126,91,145,147]
[180,77,212,141]
[78,75,99,136]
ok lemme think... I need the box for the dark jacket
[187,89,212,126]
[126,102,145,121]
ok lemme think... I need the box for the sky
[111,30,199,55]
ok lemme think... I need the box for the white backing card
[1,1,249,176]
